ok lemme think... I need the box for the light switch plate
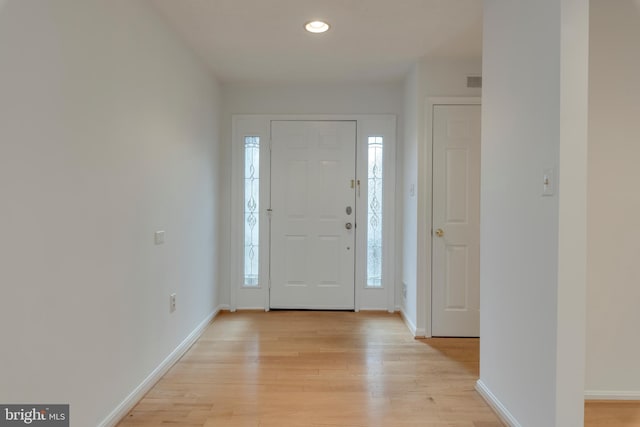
[154,230,165,245]
[542,168,555,196]
[169,293,176,313]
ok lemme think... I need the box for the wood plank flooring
[117,311,640,426]
[118,311,501,426]
[585,401,640,427]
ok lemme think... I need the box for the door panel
[270,121,356,309]
[446,149,469,223]
[445,245,469,309]
[432,105,481,337]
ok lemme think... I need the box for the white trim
[356,116,397,311]
[231,117,270,311]
[400,308,425,337]
[584,391,640,400]
[400,308,417,335]
[420,97,481,337]
[99,307,224,427]
[231,114,396,312]
[384,118,397,313]
[475,380,522,427]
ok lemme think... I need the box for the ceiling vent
[467,76,482,88]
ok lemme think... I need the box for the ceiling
[149,0,483,85]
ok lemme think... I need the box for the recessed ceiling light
[305,20,330,34]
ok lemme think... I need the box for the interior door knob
[435,228,444,237]
[345,222,353,230]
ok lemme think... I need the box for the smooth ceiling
[149,0,483,84]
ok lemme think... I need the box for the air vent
[467,76,482,88]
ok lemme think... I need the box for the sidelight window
[367,136,383,287]
[244,136,260,287]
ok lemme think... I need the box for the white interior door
[432,105,481,337]
[269,121,356,309]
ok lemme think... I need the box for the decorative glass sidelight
[367,136,383,287]
[244,136,260,286]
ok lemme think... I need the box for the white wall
[479,1,588,426]
[586,0,640,399]
[0,1,222,425]
[219,82,404,308]
[401,65,420,328]
[400,58,481,335]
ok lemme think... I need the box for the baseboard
[399,308,427,338]
[585,390,640,400]
[98,305,225,427]
[475,380,522,427]
[399,307,416,335]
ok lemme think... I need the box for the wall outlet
[402,282,408,300]
[169,293,176,313]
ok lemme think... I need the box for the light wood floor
[117,311,640,427]
[585,401,640,427]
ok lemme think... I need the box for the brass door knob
[435,228,444,237]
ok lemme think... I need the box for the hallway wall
[586,0,640,398]
[479,0,588,425]
[401,57,481,335]
[0,1,222,425]
[219,82,404,309]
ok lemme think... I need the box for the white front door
[269,121,356,309]
[431,105,481,337]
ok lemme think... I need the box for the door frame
[230,114,396,312]
[420,98,481,337]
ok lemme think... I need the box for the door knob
[345,222,353,230]
[435,228,444,237]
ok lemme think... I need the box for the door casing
[420,98,481,338]
[230,115,396,312]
